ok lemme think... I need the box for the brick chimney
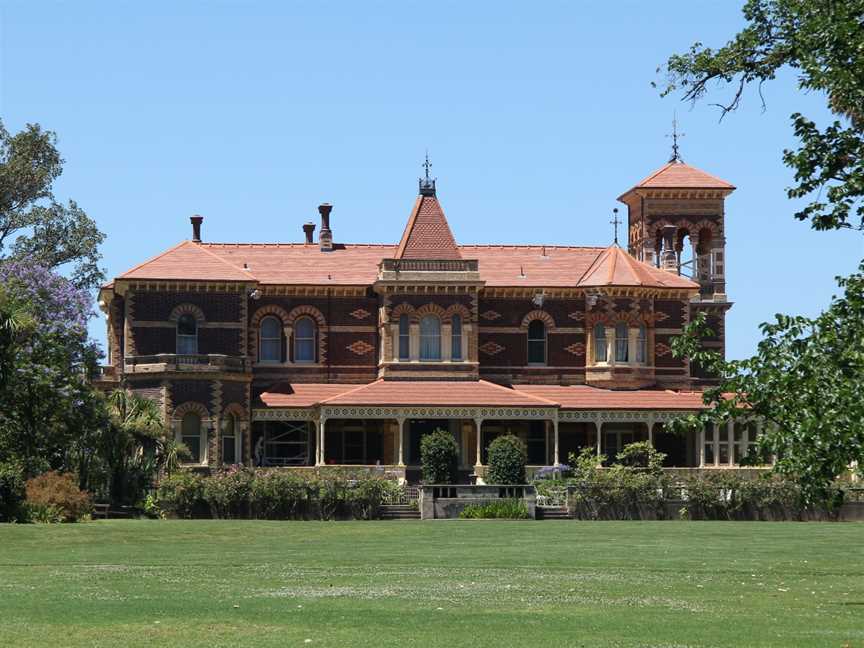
[302,222,316,244]
[190,215,203,242]
[660,225,678,272]
[318,203,333,252]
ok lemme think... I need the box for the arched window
[527,320,546,365]
[398,315,410,360]
[294,317,316,363]
[615,322,629,362]
[181,412,203,463]
[259,316,282,363]
[636,324,647,364]
[594,323,607,363]
[451,314,463,361]
[176,314,198,355]
[419,315,441,361]
[221,412,241,465]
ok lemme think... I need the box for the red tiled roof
[577,244,698,290]
[394,195,462,260]
[258,383,360,408]
[513,385,707,410]
[321,380,557,408]
[119,240,253,282]
[115,241,697,291]
[619,161,735,199]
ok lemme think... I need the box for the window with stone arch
[636,324,648,364]
[259,315,282,363]
[451,314,463,361]
[593,323,607,363]
[419,315,441,361]
[293,316,317,363]
[179,411,205,464]
[615,322,629,362]
[221,410,243,465]
[176,313,198,355]
[527,319,546,365]
[398,314,410,360]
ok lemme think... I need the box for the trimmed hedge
[486,434,527,484]
[155,468,401,520]
[459,499,529,519]
[420,429,459,484]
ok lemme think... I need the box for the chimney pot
[302,222,316,244]
[190,215,203,242]
[318,203,333,252]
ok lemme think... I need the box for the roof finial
[419,150,436,196]
[667,111,685,163]
[610,207,621,245]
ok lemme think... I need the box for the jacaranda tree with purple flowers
[0,262,106,479]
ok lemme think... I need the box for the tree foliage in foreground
[658,0,864,231]
[668,264,864,504]
[0,121,104,289]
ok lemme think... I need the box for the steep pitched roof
[619,160,735,200]
[576,244,698,289]
[118,240,253,282]
[394,195,462,260]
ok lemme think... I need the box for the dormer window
[420,315,441,361]
[527,320,546,365]
[176,314,198,354]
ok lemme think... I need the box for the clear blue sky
[2,1,861,360]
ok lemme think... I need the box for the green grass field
[1,520,862,647]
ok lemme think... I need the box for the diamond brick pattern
[480,310,502,321]
[346,341,375,356]
[479,341,505,356]
[564,343,586,356]
[655,342,672,357]
[568,311,584,321]
[654,311,670,323]
[350,308,371,320]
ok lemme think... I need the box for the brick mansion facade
[98,158,762,481]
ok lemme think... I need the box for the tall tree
[659,0,864,502]
[658,0,864,231]
[0,121,104,289]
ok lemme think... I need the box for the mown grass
[0,520,862,647]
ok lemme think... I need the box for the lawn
[0,520,862,648]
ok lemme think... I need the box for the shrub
[615,441,666,473]
[486,434,527,484]
[420,429,458,484]
[459,499,529,519]
[249,470,311,520]
[25,471,92,522]
[156,470,205,518]
[0,462,26,522]
[202,466,254,519]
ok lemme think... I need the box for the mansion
[98,158,762,481]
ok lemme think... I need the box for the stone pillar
[661,225,678,272]
[698,424,705,468]
[647,416,654,445]
[442,323,452,362]
[605,326,615,365]
[594,416,603,459]
[474,418,484,467]
[726,419,735,466]
[283,325,293,364]
[409,322,420,361]
[397,418,406,466]
[553,418,560,466]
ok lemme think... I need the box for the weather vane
[610,208,621,245]
[667,112,685,163]
[423,151,432,180]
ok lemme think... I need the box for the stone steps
[538,506,570,520]
[379,505,421,520]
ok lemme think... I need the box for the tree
[658,0,864,231]
[0,121,104,289]
[669,265,864,504]
[0,262,105,477]
[420,429,458,484]
[486,435,527,485]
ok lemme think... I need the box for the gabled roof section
[118,240,254,282]
[394,195,462,260]
[618,160,735,200]
[320,379,557,408]
[577,244,698,290]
